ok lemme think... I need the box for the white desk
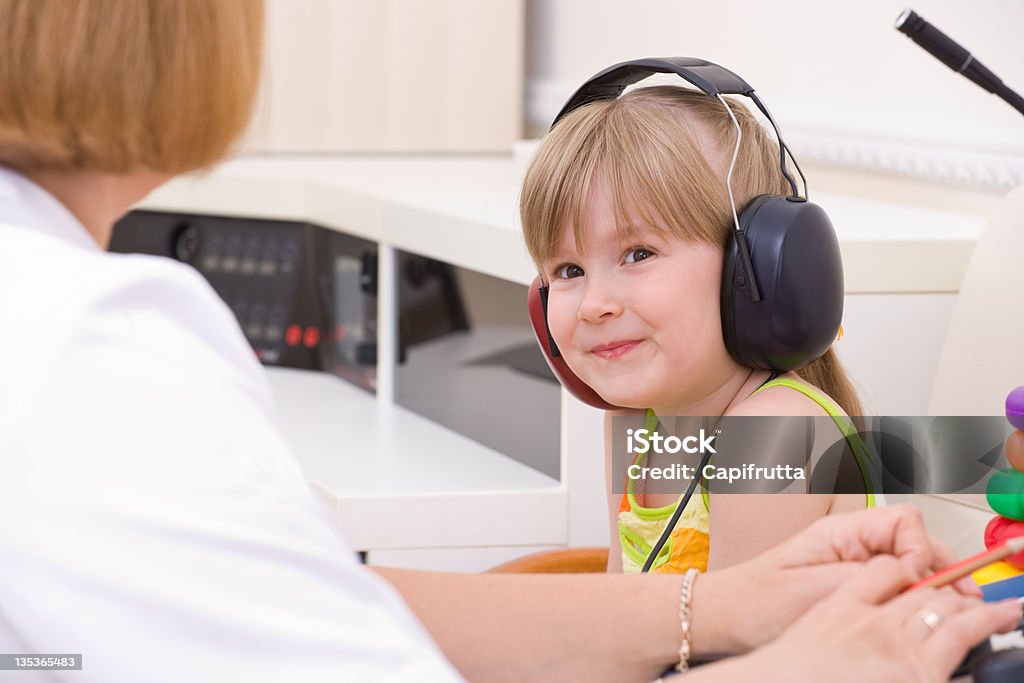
[266,367,562,552]
[136,154,989,567]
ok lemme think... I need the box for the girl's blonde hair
[0,0,264,174]
[520,85,863,416]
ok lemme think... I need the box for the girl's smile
[590,338,645,360]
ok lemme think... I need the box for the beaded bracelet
[675,568,700,673]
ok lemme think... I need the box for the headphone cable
[640,449,714,573]
[639,371,779,573]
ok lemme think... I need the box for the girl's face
[540,180,740,413]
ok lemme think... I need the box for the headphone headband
[551,56,806,203]
[552,58,755,127]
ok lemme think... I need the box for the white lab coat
[0,167,462,682]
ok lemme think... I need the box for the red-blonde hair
[0,0,264,173]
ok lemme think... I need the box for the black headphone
[531,57,843,391]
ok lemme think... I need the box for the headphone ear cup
[720,195,844,371]
[527,277,620,410]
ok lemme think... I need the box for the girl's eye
[555,263,585,279]
[624,247,654,264]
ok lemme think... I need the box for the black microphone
[895,8,1024,117]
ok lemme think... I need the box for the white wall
[525,0,1024,189]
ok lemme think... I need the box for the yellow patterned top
[617,378,879,574]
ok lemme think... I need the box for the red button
[285,324,302,347]
[303,326,321,348]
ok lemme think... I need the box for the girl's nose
[578,277,624,323]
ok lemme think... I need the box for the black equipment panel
[110,211,468,392]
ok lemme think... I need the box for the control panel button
[173,225,200,263]
[303,327,321,348]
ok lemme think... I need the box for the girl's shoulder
[724,373,837,419]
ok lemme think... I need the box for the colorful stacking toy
[974,387,1024,600]
[1008,386,1024,431]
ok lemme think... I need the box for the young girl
[521,84,878,574]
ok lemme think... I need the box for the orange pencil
[905,536,1024,592]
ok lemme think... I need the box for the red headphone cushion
[527,277,619,410]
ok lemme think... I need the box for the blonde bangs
[0,0,264,174]
[519,103,598,265]
[520,86,776,271]
[600,91,731,247]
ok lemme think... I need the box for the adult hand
[736,555,1021,683]
[691,504,983,656]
